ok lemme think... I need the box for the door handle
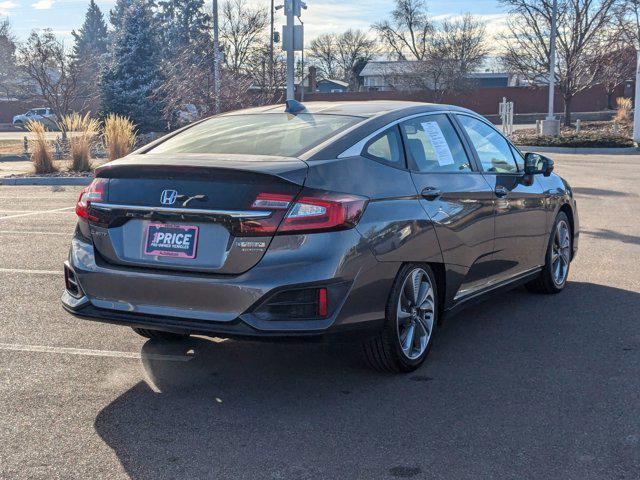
[421,187,442,200]
[495,186,508,198]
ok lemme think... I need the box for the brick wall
[300,84,627,116]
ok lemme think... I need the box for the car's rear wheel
[132,327,189,341]
[363,264,438,373]
[526,211,571,294]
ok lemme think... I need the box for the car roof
[219,101,476,119]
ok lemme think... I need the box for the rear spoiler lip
[95,154,309,185]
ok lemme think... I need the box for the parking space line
[0,267,60,275]
[0,230,69,236]
[0,342,194,362]
[0,206,74,220]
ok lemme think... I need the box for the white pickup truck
[12,108,58,126]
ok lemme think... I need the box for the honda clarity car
[62,101,578,372]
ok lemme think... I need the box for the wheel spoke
[416,283,431,307]
[402,324,415,354]
[417,315,431,337]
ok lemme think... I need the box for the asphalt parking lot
[1,153,639,479]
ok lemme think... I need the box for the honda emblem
[160,189,178,205]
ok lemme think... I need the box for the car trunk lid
[88,154,308,274]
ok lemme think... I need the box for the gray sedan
[62,100,578,372]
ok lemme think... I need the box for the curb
[0,176,93,186]
[517,145,640,155]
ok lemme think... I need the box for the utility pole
[269,0,274,94]
[299,17,304,101]
[285,0,295,100]
[213,0,221,114]
[634,49,640,143]
[542,0,560,136]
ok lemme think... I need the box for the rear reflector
[76,178,108,222]
[318,287,328,317]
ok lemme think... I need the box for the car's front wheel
[132,327,189,341]
[526,211,572,294]
[364,264,438,373]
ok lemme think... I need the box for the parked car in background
[12,108,57,126]
[62,100,579,373]
[176,104,199,125]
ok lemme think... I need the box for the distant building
[359,61,519,91]
[296,66,350,94]
[359,61,416,91]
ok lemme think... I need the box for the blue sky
[0,0,508,43]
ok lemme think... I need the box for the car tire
[363,264,438,373]
[132,327,189,341]
[526,211,571,294]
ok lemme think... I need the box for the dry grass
[26,121,57,174]
[58,113,100,172]
[103,114,137,161]
[614,97,633,125]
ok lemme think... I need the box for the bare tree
[615,0,640,140]
[18,30,84,119]
[245,40,286,103]
[308,33,340,79]
[373,0,433,60]
[157,35,261,121]
[593,43,636,108]
[421,14,489,98]
[0,20,18,99]
[336,29,378,89]
[500,0,617,126]
[220,0,268,74]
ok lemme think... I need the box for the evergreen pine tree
[71,0,108,102]
[109,0,136,28]
[157,0,210,60]
[72,0,108,64]
[101,0,165,132]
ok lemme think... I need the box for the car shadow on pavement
[94,281,640,480]
[572,187,637,198]
[582,228,640,246]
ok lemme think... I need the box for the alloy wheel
[396,268,435,360]
[551,220,571,286]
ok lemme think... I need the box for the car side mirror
[524,152,554,177]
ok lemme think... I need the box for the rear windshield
[147,113,363,157]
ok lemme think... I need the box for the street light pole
[269,0,274,94]
[285,0,295,100]
[213,0,221,114]
[542,0,560,135]
[299,17,304,101]
[634,49,640,143]
[546,0,557,120]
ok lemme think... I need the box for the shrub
[26,121,57,174]
[103,114,137,161]
[58,113,100,172]
[614,97,633,125]
[513,132,634,148]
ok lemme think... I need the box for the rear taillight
[237,189,367,237]
[278,190,367,233]
[76,178,107,222]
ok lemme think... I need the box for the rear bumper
[63,230,399,338]
[61,293,383,340]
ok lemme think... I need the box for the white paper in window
[421,121,455,166]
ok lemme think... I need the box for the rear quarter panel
[304,156,443,265]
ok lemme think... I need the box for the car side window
[362,127,405,167]
[399,114,472,173]
[457,115,518,174]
